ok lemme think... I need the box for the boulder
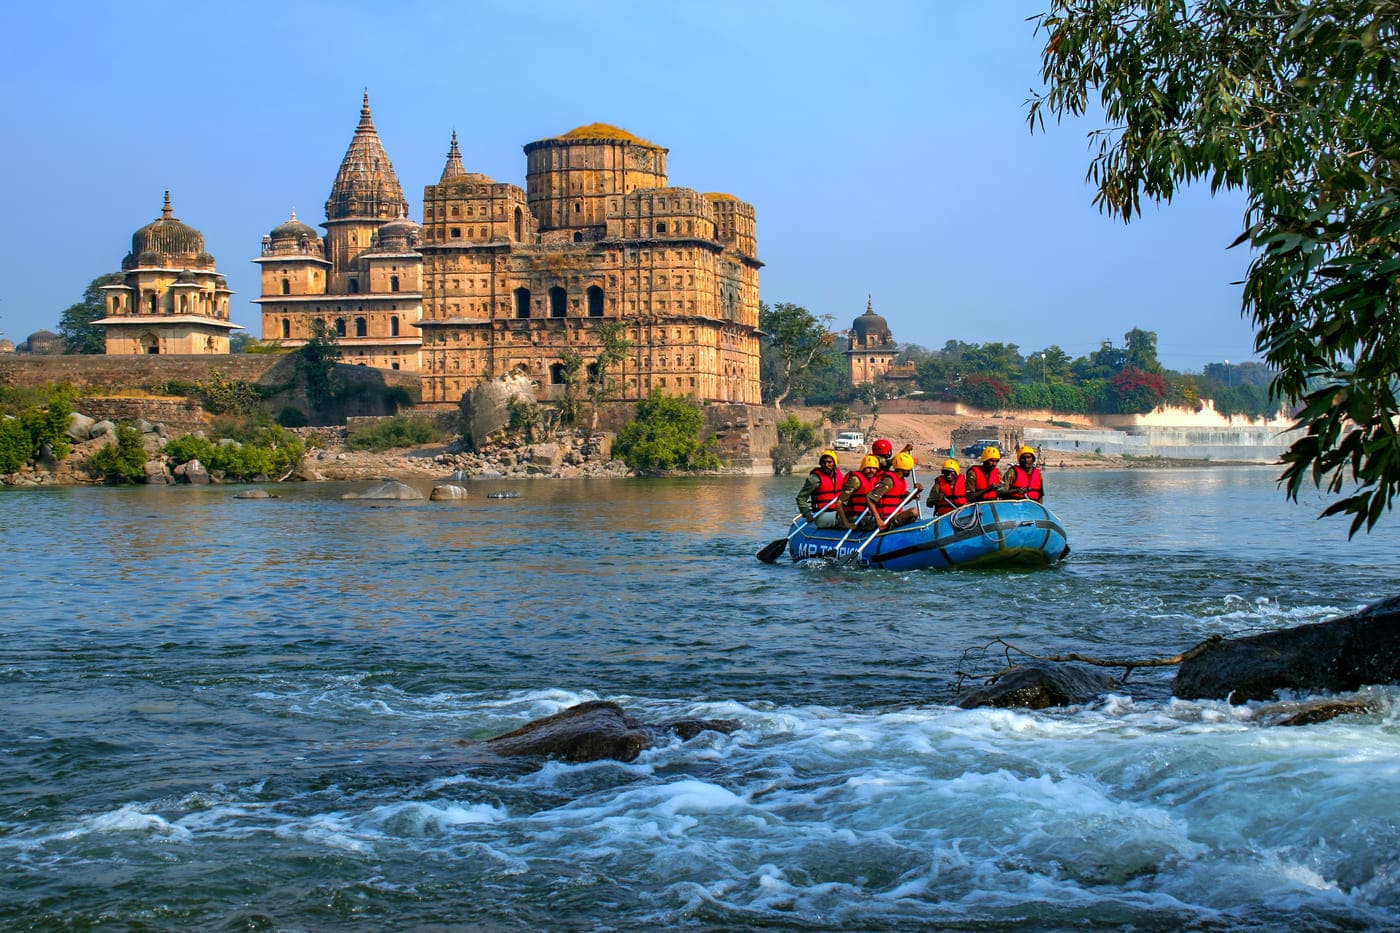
[1174,595,1400,702]
[476,700,739,763]
[342,479,423,500]
[142,460,172,485]
[234,489,275,499]
[89,420,116,440]
[180,459,211,485]
[67,413,95,443]
[460,372,537,451]
[429,483,468,501]
[956,661,1117,709]
[526,443,563,470]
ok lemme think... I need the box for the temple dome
[270,211,318,242]
[850,297,892,343]
[124,192,211,270]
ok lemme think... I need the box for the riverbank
[1,409,1280,489]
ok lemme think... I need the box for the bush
[0,417,30,474]
[196,370,264,416]
[0,383,75,471]
[277,406,309,428]
[84,425,147,483]
[164,427,304,481]
[614,391,721,473]
[347,414,441,452]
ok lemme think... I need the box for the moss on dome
[703,192,739,202]
[557,123,657,146]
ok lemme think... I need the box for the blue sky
[1,0,1258,371]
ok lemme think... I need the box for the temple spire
[325,92,407,222]
[162,190,173,219]
[866,294,873,314]
[440,130,466,181]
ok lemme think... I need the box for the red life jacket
[809,467,845,511]
[875,471,909,519]
[845,471,877,520]
[968,464,1001,501]
[1005,465,1043,501]
[933,474,967,514]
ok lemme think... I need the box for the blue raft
[788,500,1070,570]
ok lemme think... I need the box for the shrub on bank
[164,426,305,481]
[84,425,146,483]
[613,391,720,473]
[346,414,441,452]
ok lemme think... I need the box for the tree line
[759,301,1279,420]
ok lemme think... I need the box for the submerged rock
[1174,595,1400,702]
[342,480,423,501]
[474,700,739,763]
[429,483,468,500]
[233,489,276,499]
[956,661,1117,710]
[1254,695,1379,727]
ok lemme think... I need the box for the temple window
[281,278,290,295]
[355,316,367,337]
[281,318,290,338]
[390,275,400,292]
[391,317,400,336]
[335,318,347,337]
[348,278,360,294]
[549,286,567,318]
[514,287,531,319]
[587,285,604,317]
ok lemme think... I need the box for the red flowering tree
[1108,368,1169,414]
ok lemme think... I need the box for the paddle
[837,487,921,567]
[756,498,836,563]
[818,506,869,561]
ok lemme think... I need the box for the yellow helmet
[981,446,1002,462]
[942,458,961,474]
[860,454,881,470]
[892,451,915,472]
[820,449,839,466]
[1017,445,1036,459]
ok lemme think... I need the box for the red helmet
[872,438,893,457]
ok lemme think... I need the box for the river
[2,468,1398,930]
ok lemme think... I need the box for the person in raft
[867,451,923,531]
[999,445,1045,501]
[926,458,968,515]
[837,454,883,531]
[966,446,1002,502]
[870,437,914,471]
[796,449,845,528]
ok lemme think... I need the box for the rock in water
[343,480,423,501]
[234,489,275,499]
[478,700,739,763]
[956,662,1117,709]
[1174,594,1400,702]
[429,483,468,500]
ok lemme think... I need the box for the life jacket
[1005,465,1043,501]
[967,464,1001,501]
[844,471,877,520]
[809,467,845,511]
[933,474,967,515]
[874,471,909,519]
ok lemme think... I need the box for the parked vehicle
[833,431,866,451]
[962,439,1001,458]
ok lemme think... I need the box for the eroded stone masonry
[255,98,762,408]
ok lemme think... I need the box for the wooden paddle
[756,499,836,563]
[837,487,921,567]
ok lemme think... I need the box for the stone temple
[255,97,762,406]
[96,192,238,355]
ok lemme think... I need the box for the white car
[832,431,866,451]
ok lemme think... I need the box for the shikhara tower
[255,93,423,371]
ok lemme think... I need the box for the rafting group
[758,438,1068,570]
